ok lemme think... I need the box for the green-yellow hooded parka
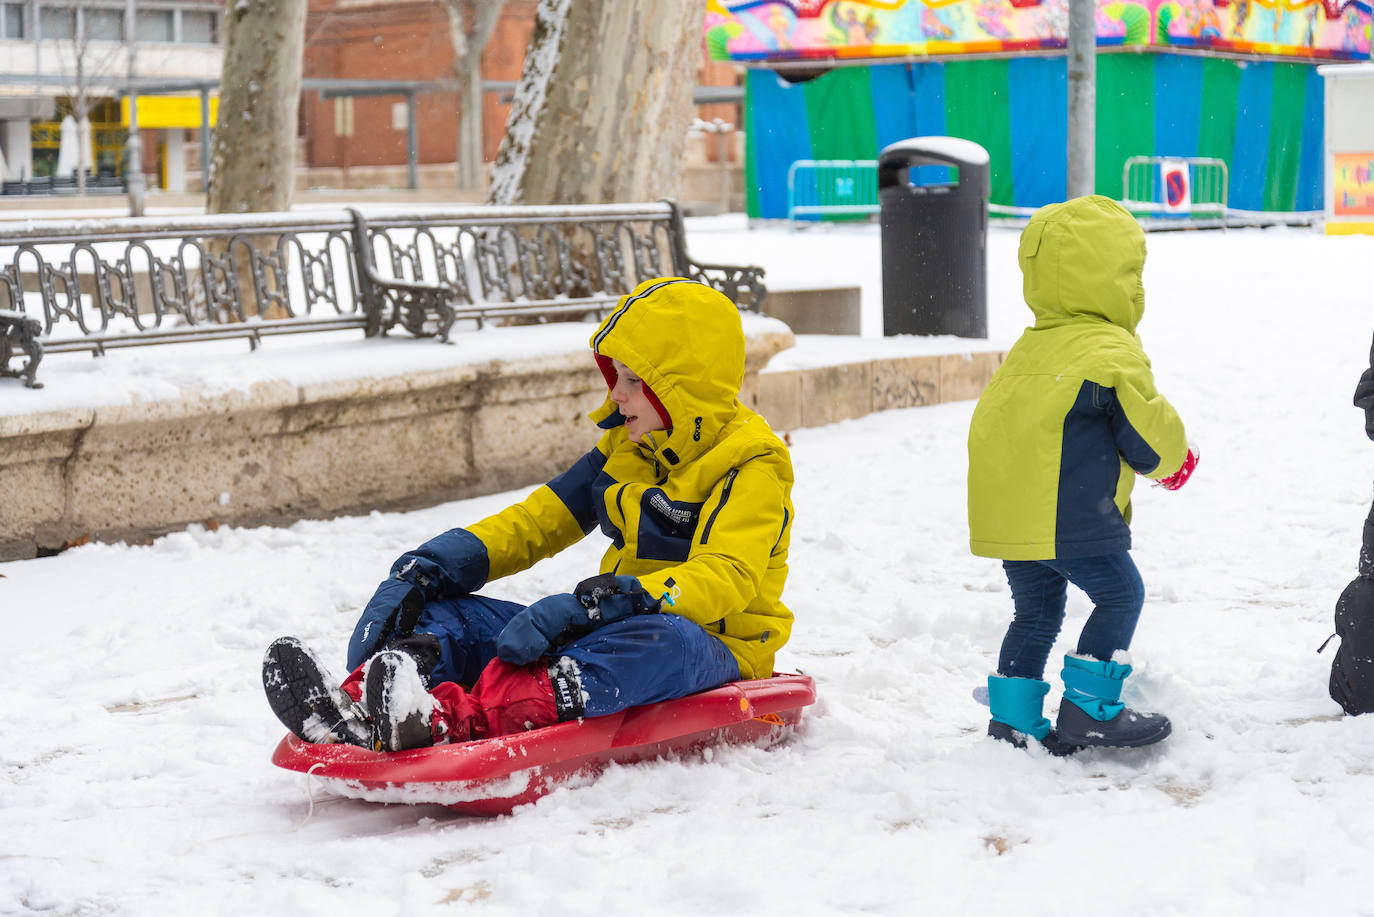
[467,277,796,679]
[967,195,1188,561]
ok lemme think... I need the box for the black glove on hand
[574,574,662,623]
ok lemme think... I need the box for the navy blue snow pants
[997,551,1145,680]
[414,594,741,719]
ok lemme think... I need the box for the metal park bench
[0,200,766,389]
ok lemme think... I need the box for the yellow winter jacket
[967,196,1188,560]
[467,278,795,679]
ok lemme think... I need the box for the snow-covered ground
[5,213,1374,916]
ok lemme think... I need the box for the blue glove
[347,579,425,671]
[496,576,662,665]
[346,529,489,671]
[496,594,590,665]
[390,528,489,597]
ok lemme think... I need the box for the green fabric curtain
[803,66,879,161]
[1095,54,1156,202]
[943,59,1017,206]
[1264,64,1310,212]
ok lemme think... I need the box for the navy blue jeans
[413,593,741,718]
[997,552,1145,680]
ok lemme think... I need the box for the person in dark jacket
[1327,332,1374,715]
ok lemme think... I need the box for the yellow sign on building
[119,95,218,129]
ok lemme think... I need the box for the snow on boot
[262,637,371,746]
[364,649,439,752]
[1055,655,1171,748]
[985,675,1082,757]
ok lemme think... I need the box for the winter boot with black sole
[262,636,371,746]
[1055,700,1171,748]
[987,719,1084,757]
[364,649,436,752]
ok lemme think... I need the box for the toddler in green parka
[967,195,1198,755]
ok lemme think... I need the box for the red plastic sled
[271,673,816,817]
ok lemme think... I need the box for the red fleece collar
[593,353,672,430]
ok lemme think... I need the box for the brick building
[301,0,534,186]
[300,0,745,202]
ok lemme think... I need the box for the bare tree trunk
[204,0,305,319]
[207,0,307,214]
[488,0,705,206]
[437,0,504,194]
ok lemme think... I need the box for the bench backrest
[349,201,728,333]
[0,201,766,388]
[0,210,366,356]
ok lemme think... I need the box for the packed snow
[5,213,1374,916]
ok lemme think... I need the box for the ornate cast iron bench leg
[0,311,44,389]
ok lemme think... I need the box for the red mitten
[1156,446,1199,491]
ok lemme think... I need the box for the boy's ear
[1020,222,1045,258]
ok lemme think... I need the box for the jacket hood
[1019,195,1147,334]
[589,277,745,469]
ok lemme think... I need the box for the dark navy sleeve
[546,447,609,535]
[1100,384,1162,474]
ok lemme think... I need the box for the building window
[2,2,25,38]
[85,7,124,41]
[135,8,173,42]
[40,6,76,39]
[180,9,217,43]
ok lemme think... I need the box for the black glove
[573,574,662,622]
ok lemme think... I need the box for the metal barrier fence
[1121,156,1229,219]
[787,160,880,226]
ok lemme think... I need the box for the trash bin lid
[878,136,990,196]
[879,137,990,168]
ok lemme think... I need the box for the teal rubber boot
[1056,655,1171,748]
[986,676,1081,757]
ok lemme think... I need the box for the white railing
[1121,156,1229,219]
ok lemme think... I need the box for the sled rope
[299,763,326,827]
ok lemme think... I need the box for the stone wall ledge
[0,326,1002,561]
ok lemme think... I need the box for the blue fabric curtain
[1295,65,1325,211]
[1230,61,1275,211]
[1007,57,1067,208]
[1152,54,1204,158]
[870,62,919,151]
[747,69,814,218]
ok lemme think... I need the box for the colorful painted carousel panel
[704,0,1372,62]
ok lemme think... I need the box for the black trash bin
[878,137,990,338]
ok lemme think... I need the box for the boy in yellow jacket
[967,196,1198,754]
[263,278,796,751]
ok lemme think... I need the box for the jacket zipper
[699,467,738,545]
